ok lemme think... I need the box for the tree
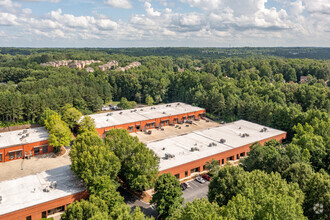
[60,104,82,130]
[44,113,72,152]
[151,173,184,219]
[39,108,57,126]
[118,97,132,109]
[303,172,330,219]
[169,198,222,220]
[104,129,159,191]
[78,115,97,134]
[218,170,306,219]
[208,165,245,207]
[205,159,220,176]
[61,196,108,220]
[145,95,154,106]
[282,162,314,189]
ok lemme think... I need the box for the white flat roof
[88,102,204,128]
[0,127,49,149]
[147,120,286,171]
[0,165,85,216]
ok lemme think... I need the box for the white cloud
[104,0,132,9]
[144,2,161,16]
[0,12,18,25]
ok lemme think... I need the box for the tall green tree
[60,104,82,130]
[151,173,184,219]
[104,129,159,191]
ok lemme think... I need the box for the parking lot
[182,178,210,203]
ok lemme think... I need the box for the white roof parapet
[0,127,49,149]
[86,102,205,129]
[0,165,85,216]
[146,120,286,171]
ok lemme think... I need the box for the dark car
[180,183,187,190]
[202,174,211,181]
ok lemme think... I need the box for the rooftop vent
[43,186,50,193]
[190,147,200,152]
[241,133,250,138]
[164,153,175,159]
[163,112,166,114]
[140,109,143,111]
[0,196,2,204]
[23,130,28,134]
[238,127,241,129]
[50,181,57,189]
[260,127,268,132]
[162,147,166,151]
[119,112,123,115]
[220,139,226,144]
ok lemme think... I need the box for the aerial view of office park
[0,0,329,219]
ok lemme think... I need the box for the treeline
[1,47,330,59]
[0,52,329,140]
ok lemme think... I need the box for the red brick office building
[0,127,52,163]
[147,120,287,180]
[87,102,206,137]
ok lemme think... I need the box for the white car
[195,176,206,183]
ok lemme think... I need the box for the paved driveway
[182,178,210,203]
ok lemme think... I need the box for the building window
[185,171,188,177]
[128,126,134,132]
[34,147,40,155]
[191,167,200,173]
[226,156,234,161]
[42,211,47,218]
[236,154,240,160]
[136,125,141,130]
[16,151,22,158]
[222,159,224,164]
[240,152,245,157]
[203,165,206,171]
[165,120,169,125]
[43,145,48,153]
[146,123,150,129]
[26,216,31,220]
[174,174,180,179]
[9,152,15,160]
[151,122,155,128]
[0,154,2,162]
[174,118,178,123]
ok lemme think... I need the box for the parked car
[195,176,206,183]
[202,174,211,181]
[180,183,187,190]
[182,182,190,188]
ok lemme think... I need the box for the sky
[0,0,329,47]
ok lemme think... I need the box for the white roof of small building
[147,120,286,171]
[0,165,85,216]
[0,127,49,149]
[88,102,204,129]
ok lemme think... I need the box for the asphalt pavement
[182,179,210,203]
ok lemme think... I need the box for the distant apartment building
[115,61,141,72]
[98,60,119,71]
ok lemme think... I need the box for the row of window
[174,152,247,179]
[126,115,204,132]
[4,145,49,161]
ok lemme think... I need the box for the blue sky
[0,0,329,47]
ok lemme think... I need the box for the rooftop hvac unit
[260,127,268,132]
[164,153,175,159]
[140,109,143,111]
[119,112,123,115]
[23,130,28,134]
[43,186,50,193]
[220,139,226,144]
[212,142,217,146]
[0,196,2,204]
[163,112,166,114]
[190,147,200,152]
[50,181,57,189]
[241,133,250,138]
[162,147,166,151]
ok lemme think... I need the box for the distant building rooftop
[88,102,205,129]
[0,165,85,216]
[147,120,286,171]
[0,127,49,149]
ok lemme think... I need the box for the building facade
[0,165,88,220]
[147,120,287,180]
[87,102,206,137]
[0,127,52,163]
